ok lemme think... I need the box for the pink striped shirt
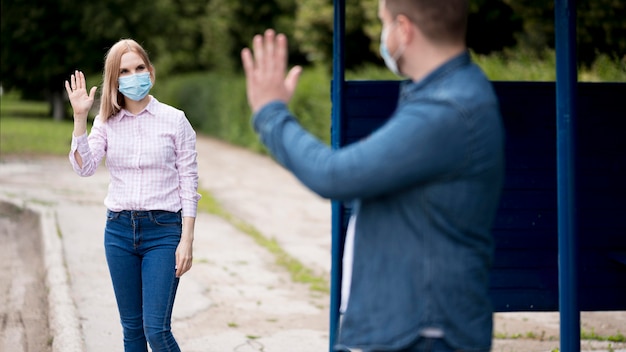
[69,96,200,217]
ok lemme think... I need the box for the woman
[65,39,200,352]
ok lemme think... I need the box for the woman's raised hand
[64,70,97,120]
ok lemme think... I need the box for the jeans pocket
[106,209,120,222]
[151,211,182,227]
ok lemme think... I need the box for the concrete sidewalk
[1,135,624,352]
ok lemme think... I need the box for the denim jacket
[253,52,504,351]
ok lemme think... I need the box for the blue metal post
[555,0,579,351]
[330,0,346,351]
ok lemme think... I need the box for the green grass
[347,49,625,82]
[471,50,626,82]
[197,188,329,293]
[0,116,73,156]
[1,93,73,156]
[581,329,625,343]
[0,91,50,116]
[493,328,625,345]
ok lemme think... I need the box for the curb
[1,196,85,352]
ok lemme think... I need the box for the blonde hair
[99,39,154,121]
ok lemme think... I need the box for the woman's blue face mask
[118,72,152,101]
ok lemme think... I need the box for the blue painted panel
[336,80,626,312]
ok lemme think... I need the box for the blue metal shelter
[329,1,626,351]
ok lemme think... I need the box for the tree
[503,0,626,66]
[2,0,623,119]
[576,0,626,65]
[1,0,181,119]
[1,0,305,118]
[467,0,522,54]
[88,0,213,75]
[230,0,305,69]
[294,0,379,70]
[1,0,104,120]
[293,0,522,69]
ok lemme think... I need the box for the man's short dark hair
[384,0,468,44]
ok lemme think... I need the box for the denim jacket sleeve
[253,98,470,201]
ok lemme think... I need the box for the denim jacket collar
[399,51,471,100]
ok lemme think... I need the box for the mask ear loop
[380,20,407,77]
[391,19,408,63]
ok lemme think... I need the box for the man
[241,0,504,351]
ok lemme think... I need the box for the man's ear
[396,14,415,45]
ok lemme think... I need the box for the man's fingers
[275,33,288,73]
[244,29,286,76]
[241,48,254,77]
[285,66,302,96]
[242,28,300,112]
[252,33,265,71]
[264,29,276,71]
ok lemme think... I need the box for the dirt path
[0,202,51,352]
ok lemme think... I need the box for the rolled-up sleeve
[68,117,107,177]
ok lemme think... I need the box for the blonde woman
[65,39,200,352]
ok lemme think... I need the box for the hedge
[153,66,333,154]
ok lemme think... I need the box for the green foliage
[579,54,626,82]
[152,72,263,152]
[3,0,625,115]
[467,0,522,54]
[503,0,626,66]
[150,0,214,74]
[294,0,379,68]
[581,328,626,343]
[472,48,626,82]
[153,66,334,152]
[573,0,626,66]
[502,0,555,52]
[0,0,100,99]
[289,65,332,143]
[199,0,238,73]
[472,48,558,81]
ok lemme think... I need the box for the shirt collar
[399,51,471,96]
[115,95,158,121]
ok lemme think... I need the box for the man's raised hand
[241,29,302,114]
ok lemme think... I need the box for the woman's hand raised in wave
[65,70,97,122]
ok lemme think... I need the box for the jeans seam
[162,276,178,352]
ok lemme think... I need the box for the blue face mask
[118,72,152,101]
[379,23,406,77]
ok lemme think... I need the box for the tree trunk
[51,90,65,121]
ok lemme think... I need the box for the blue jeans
[359,338,461,352]
[105,210,182,352]
[395,337,483,352]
